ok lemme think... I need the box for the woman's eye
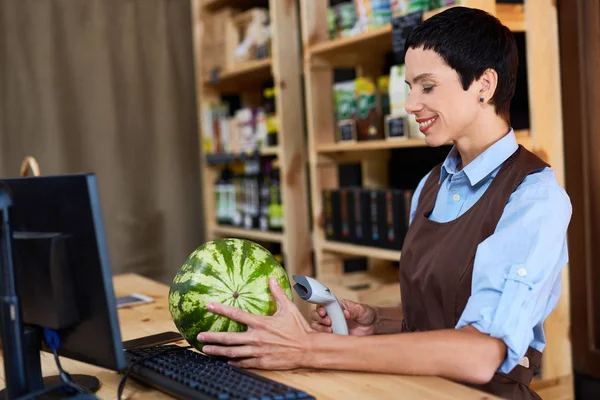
[423,86,434,93]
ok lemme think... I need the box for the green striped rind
[168,238,293,351]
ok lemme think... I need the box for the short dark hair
[405,6,518,122]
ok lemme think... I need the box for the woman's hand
[196,277,314,370]
[310,299,377,336]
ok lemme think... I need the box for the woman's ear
[477,68,499,104]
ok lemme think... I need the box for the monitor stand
[0,322,100,399]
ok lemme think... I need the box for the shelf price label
[385,115,408,139]
[337,120,356,142]
[391,11,424,64]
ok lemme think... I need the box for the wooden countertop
[0,273,497,399]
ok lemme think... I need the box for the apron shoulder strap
[415,163,443,216]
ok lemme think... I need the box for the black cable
[15,384,65,400]
[15,348,91,400]
[117,345,192,400]
[53,349,92,395]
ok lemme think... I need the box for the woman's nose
[405,90,422,115]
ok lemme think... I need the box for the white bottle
[389,64,424,139]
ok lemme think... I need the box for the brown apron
[398,145,548,400]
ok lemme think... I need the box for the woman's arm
[200,279,504,384]
[306,325,506,385]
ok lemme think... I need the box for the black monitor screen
[0,173,125,371]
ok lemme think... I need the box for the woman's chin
[423,132,449,147]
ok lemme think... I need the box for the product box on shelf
[380,189,410,249]
[202,102,231,154]
[355,77,385,141]
[225,8,271,67]
[322,187,413,250]
[333,73,392,143]
[333,80,358,142]
[327,1,359,39]
[323,189,342,241]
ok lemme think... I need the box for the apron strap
[497,347,542,386]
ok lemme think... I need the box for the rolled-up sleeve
[456,179,572,373]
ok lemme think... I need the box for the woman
[196,6,572,399]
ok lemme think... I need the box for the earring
[479,97,484,103]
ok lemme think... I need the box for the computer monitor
[0,173,126,399]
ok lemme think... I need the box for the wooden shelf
[515,129,531,149]
[202,0,268,12]
[307,25,390,57]
[305,5,524,66]
[315,131,530,154]
[321,241,401,262]
[305,25,392,67]
[203,58,272,91]
[497,4,525,32]
[324,279,401,307]
[211,226,283,243]
[205,147,280,165]
[316,138,428,153]
[260,146,279,156]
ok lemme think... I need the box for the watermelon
[168,238,293,351]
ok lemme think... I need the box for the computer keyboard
[123,345,316,400]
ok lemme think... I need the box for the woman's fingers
[310,322,333,333]
[202,344,257,359]
[197,331,249,345]
[206,302,261,327]
[310,309,331,326]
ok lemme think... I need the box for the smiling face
[404,46,483,147]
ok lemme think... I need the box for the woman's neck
[454,114,510,168]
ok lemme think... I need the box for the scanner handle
[324,300,348,335]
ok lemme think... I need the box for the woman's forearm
[305,326,506,385]
[372,306,404,334]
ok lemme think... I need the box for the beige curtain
[0,0,205,283]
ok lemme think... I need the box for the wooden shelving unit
[299,0,566,384]
[211,225,283,243]
[190,0,312,316]
[202,58,273,92]
[202,0,269,12]
[321,241,401,262]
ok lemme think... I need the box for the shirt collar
[439,128,518,186]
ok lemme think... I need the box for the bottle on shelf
[259,159,272,231]
[215,169,229,225]
[263,87,278,147]
[224,167,235,225]
[268,159,283,231]
[243,158,261,230]
[231,160,245,227]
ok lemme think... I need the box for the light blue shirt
[409,129,572,373]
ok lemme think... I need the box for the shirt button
[453,194,461,201]
[517,268,527,277]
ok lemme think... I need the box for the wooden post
[524,0,571,381]
[269,0,313,317]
